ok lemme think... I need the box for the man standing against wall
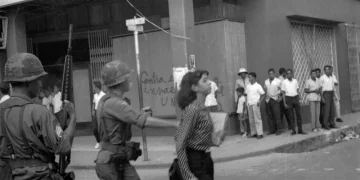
[315,68,325,128]
[264,68,282,135]
[330,66,343,123]
[235,68,250,102]
[278,68,291,130]
[93,81,106,149]
[246,72,265,139]
[204,71,219,112]
[281,69,307,135]
[320,65,338,130]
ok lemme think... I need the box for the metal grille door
[346,25,360,112]
[290,22,338,104]
[88,29,113,81]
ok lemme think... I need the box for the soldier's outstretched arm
[106,99,178,129]
[144,116,178,128]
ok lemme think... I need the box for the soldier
[95,60,178,180]
[0,53,76,180]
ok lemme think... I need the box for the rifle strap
[18,105,34,155]
[0,107,15,157]
[98,95,129,146]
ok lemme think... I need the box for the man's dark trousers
[92,111,101,143]
[322,91,336,128]
[280,99,292,130]
[266,98,282,133]
[285,96,303,132]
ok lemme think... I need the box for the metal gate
[346,24,360,112]
[88,29,113,81]
[290,22,338,104]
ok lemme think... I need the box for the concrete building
[0,0,359,136]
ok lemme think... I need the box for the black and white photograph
[0,0,360,180]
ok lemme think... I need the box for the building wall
[113,20,246,135]
[243,0,360,120]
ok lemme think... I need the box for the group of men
[234,65,341,139]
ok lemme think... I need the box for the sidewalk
[69,112,360,169]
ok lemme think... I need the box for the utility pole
[126,16,149,161]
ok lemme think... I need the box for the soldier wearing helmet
[0,53,77,180]
[95,60,179,180]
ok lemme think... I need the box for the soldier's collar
[10,92,33,102]
[2,93,33,108]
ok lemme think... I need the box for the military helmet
[101,60,133,88]
[4,53,47,82]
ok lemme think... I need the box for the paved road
[71,139,360,180]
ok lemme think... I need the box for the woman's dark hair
[177,70,208,110]
[310,69,317,74]
[315,68,321,73]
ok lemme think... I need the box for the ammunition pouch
[102,141,142,162]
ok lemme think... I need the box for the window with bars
[88,29,113,81]
[290,22,338,105]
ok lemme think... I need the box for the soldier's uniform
[95,60,148,180]
[0,53,72,180]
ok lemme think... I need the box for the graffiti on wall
[141,71,176,107]
[140,70,229,114]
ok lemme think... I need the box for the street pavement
[70,138,360,180]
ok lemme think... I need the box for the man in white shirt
[330,66,343,123]
[51,84,62,114]
[0,83,10,104]
[235,68,250,102]
[305,70,322,132]
[246,72,265,139]
[281,69,307,135]
[93,81,106,149]
[278,68,291,130]
[264,68,282,135]
[204,71,219,112]
[315,68,325,128]
[320,65,338,129]
[42,89,53,111]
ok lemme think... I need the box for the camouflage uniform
[95,60,147,180]
[0,53,72,180]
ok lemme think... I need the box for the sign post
[126,16,149,161]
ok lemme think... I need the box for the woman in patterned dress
[175,70,215,180]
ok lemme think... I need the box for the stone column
[168,0,195,120]
[6,12,27,58]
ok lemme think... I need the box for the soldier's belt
[101,142,127,154]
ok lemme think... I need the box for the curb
[69,122,360,170]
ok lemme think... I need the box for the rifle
[59,24,75,180]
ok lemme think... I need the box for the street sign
[127,25,144,32]
[126,17,145,26]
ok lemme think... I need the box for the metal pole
[134,28,149,161]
